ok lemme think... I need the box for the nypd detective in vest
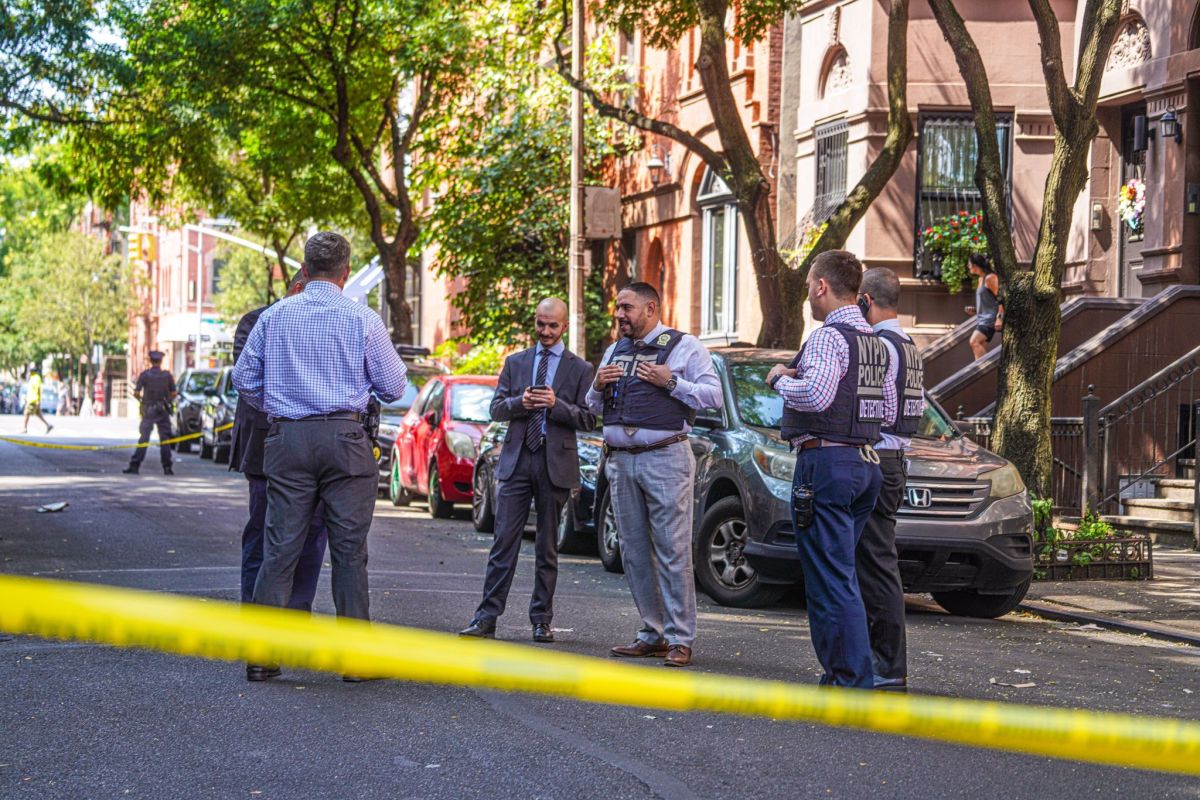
[588,282,722,668]
[857,267,925,690]
[766,250,892,688]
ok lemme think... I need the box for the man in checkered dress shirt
[766,250,888,689]
[232,231,407,683]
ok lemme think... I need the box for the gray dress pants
[605,438,697,648]
[253,418,377,620]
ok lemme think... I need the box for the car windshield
[727,360,957,439]
[450,384,494,423]
[186,372,217,393]
[380,371,439,414]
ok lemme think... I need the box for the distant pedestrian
[858,268,926,690]
[233,231,407,683]
[963,254,1003,360]
[767,250,890,688]
[458,298,595,643]
[123,351,176,475]
[589,282,723,668]
[21,368,53,434]
[229,274,329,628]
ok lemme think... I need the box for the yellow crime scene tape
[2,575,1199,776]
[0,422,233,451]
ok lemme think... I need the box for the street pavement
[3,417,1200,799]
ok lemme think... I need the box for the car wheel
[176,423,193,453]
[427,462,453,519]
[932,577,1032,619]
[595,490,623,574]
[199,436,214,459]
[214,443,230,464]
[390,459,412,507]
[695,497,785,608]
[472,463,495,532]
[556,494,594,555]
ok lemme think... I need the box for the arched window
[819,46,852,99]
[697,169,739,337]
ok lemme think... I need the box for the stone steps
[1155,478,1196,502]
[1058,515,1195,549]
[1121,497,1195,522]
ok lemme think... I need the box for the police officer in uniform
[858,267,925,690]
[124,350,177,476]
[767,251,892,688]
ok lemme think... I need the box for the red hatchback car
[390,375,498,518]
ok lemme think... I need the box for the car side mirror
[423,410,438,426]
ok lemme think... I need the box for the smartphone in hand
[529,384,550,392]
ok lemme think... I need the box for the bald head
[534,296,568,349]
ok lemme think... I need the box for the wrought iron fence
[960,416,1084,513]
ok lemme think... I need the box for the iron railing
[960,415,1085,515]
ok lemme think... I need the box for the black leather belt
[874,448,905,459]
[604,432,688,455]
[272,411,363,423]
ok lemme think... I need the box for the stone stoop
[1106,478,1195,548]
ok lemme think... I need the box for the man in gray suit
[459,298,595,642]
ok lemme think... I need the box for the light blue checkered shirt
[232,280,408,418]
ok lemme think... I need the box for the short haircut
[619,281,661,305]
[304,231,351,277]
[810,250,863,299]
[860,267,901,310]
[286,269,307,292]
[969,253,993,273]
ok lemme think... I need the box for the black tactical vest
[877,328,924,438]
[602,329,696,431]
[779,323,888,446]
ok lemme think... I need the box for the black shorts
[974,324,996,342]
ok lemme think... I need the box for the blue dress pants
[241,475,328,611]
[792,446,883,688]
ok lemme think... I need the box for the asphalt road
[3,418,1200,799]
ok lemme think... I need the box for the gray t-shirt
[975,275,1000,327]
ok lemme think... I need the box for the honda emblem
[906,487,933,509]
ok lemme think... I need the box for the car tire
[695,496,785,608]
[199,437,214,459]
[427,462,453,519]
[932,577,1032,619]
[595,490,623,574]
[472,463,495,533]
[176,424,193,453]
[556,494,593,555]
[389,459,412,507]
[214,444,230,464]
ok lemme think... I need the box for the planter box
[1035,535,1154,581]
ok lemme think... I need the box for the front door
[1119,103,1147,297]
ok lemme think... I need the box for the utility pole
[568,0,586,355]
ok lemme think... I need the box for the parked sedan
[471,421,604,554]
[174,368,219,453]
[591,348,1034,619]
[377,356,450,499]
[389,375,497,518]
[199,367,238,464]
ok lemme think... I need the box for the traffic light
[127,233,142,262]
[141,233,157,262]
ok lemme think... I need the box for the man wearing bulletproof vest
[587,282,722,668]
[857,267,926,691]
[123,350,178,476]
[766,250,892,689]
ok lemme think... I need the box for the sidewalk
[1020,546,1200,646]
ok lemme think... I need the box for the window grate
[814,120,849,222]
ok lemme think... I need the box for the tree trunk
[377,224,416,345]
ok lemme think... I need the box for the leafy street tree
[94,0,474,344]
[2,230,135,385]
[927,0,1123,495]
[555,0,913,347]
[212,245,287,325]
[419,5,628,356]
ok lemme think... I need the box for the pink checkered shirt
[774,303,897,447]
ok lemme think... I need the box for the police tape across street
[0,422,232,451]
[2,574,1199,777]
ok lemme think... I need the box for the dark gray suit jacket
[490,346,595,489]
[229,305,270,477]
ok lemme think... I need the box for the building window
[814,119,849,221]
[914,112,1012,277]
[698,168,739,337]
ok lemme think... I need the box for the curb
[1018,600,1200,648]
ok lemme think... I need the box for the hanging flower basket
[1117,178,1145,233]
[920,210,988,293]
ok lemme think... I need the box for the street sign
[584,186,621,240]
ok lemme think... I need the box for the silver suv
[592,348,1034,618]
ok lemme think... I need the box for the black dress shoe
[246,664,281,682]
[122,466,139,475]
[532,623,554,643]
[458,620,495,638]
[163,465,174,476]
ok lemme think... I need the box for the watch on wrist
[665,376,678,392]
[768,373,782,390]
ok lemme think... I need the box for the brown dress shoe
[610,640,670,658]
[663,645,692,667]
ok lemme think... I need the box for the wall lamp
[1145,106,1183,146]
[647,144,671,186]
